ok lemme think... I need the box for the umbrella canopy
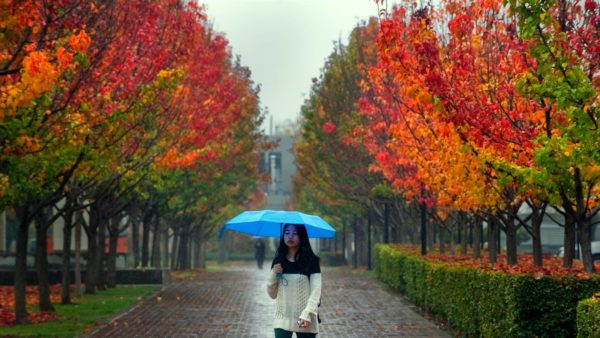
[220,210,336,238]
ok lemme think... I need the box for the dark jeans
[274,328,316,338]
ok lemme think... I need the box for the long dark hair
[274,223,320,274]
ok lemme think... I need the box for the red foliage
[0,284,74,327]
[585,0,597,11]
[321,121,337,134]
[390,245,600,279]
[0,309,59,326]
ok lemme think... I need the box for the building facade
[260,135,296,211]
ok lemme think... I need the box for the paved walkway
[83,263,450,338]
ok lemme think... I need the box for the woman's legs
[274,328,293,338]
[274,329,316,338]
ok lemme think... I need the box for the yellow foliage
[1,50,58,114]
[0,174,9,199]
[582,164,600,181]
[16,135,40,152]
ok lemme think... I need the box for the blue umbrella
[219,210,336,238]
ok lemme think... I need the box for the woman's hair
[274,223,320,273]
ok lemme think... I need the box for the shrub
[577,296,600,338]
[374,244,600,337]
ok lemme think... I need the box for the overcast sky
[199,0,382,134]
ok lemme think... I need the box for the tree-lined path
[83,263,450,338]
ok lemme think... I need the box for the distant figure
[255,238,266,269]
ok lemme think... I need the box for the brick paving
[83,262,450,338]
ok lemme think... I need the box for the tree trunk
[439,223,446,254]
[0,210,6,253]
[161,226,169,268]
[578,219,594,272]
[427,211,434,251]
[177,225,188,270]
[472,216,481,259]
[202,240,208,270]
[367,210,372,270]
[488,215,497,264]
[141,210,152,268]
[74,211,83,297]
[151,214,161,268]
[106,223,118,288]
[384,204,389,243]
[173,231,181,267]
[130,204,141,268]
[107,212,122,288]
[342,222,347,260]
[574,168,594,272]
[14,205,31,324]
[34,209,54,312]
[353,216,358,269]
[61,203,74,304]
[85,203,99,294]
[529,202,546,268]
[192,224,202,269]
[420,203,427,256]
[532,232,543,267]
[505,224,518,265]
[460,217,468,256]
[562,207,576,268]
[448,227,455,255]
[333,227,338,252]
[397,205,406,244]
[497,208,519,266]
[96,210,107,291]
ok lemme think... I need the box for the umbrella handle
[276,272,288,286]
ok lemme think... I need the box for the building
[260,134,296,210]
[258,132,321,252]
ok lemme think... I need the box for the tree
[507,0,599,271]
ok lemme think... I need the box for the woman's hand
[272,263,283,275]
[297,319,311,328]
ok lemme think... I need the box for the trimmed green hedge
[375,244,600,337]
[577,297,600,338]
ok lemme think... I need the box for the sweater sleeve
[267,258,279,299]
[299,273,321,322]
[267,273,279,299]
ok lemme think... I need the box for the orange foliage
[0,284,76,326]
[359,0,545,218]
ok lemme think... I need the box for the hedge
[375,244,600,337]
[577,297,600,338]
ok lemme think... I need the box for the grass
[0,285,159,338]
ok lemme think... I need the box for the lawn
[0,285,159,338]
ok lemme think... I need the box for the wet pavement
[82,262,451,338]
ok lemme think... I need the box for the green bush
[577,297,600,338]
[374,244,600,337]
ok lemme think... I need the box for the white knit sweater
[267,271,322,333]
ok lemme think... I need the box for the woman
[267,223,321,338]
